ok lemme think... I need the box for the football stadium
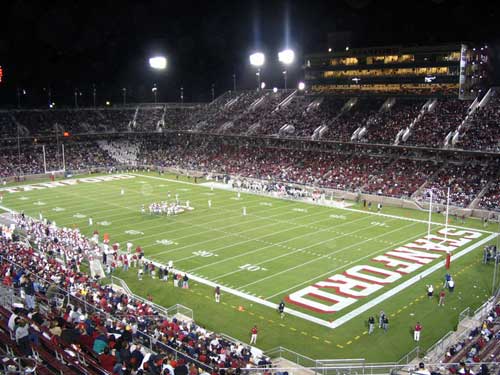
[0,1,499,374]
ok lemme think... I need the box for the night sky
[1,0,499,106]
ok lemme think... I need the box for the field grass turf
[1,171,498,362]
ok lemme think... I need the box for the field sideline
[1,171,498,361]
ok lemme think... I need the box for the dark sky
[0,0,499,106]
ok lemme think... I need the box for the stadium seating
[363,98,426,144]
[419,162,497,208]
[457,92,500,152]
[0,89,499,212]
[0,217,273,374]
[406,99,471,148]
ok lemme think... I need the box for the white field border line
[143,257,333,329]
[7,178,368,264]
[185,216,399,273]
[213,219,417,284]
[5,171,494,235]
[329,232,498,328]
[0,205,16,214]
[154,211,372,261]
[131,173,495,235]
[339,206,494,234]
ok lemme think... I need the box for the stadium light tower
[249,52,265,90]
[149,56,167,70]
[278,49,295,90]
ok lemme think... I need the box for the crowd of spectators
[406,99,472,148]
[0,214,272,374]
[420,162,497,207]
[364,158,440,198]
[1,91,496,153]
[190,91,264,132]
[363,99,426,144]
[478,182,500,212]
[250,95,316,136]
[457,93,500,152]
[323,97,385,142]
[134,107,163,132]
[0,142,117,177]
[442,303,500,368]
[227,90,291,135]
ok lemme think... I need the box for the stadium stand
[457,91,500,152]
[419,162,498,208]
[405,99,472,148]
[0,215,273,374]
[0,88,498,214]
[363,98,426,144]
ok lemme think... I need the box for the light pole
[149,56,167,104]
[47,86,52,108]
[180,86,184,104]
[152,84,158,104]
[16,88,21,108]
[278,49,295,90]
[249,52,265,90]
[74,89,78,108]
[232,73,236,92]
[211,84,215,102]
[122,88,127,105]
[92,84,96,107]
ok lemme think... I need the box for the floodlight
[261,82,266,89]
[250,52,265,67]
[149,56,167,70]
[278,49,295,65]
[298,82,305,91]
[273,87,278,93]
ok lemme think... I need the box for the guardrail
[110,275,193,321]
[265,346,317,369]
[457,307,471,325]
[395,346,420,366]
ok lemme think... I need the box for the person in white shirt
[427,284,434,299]
[414,363,431,375]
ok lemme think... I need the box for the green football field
[1,171,498,362]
